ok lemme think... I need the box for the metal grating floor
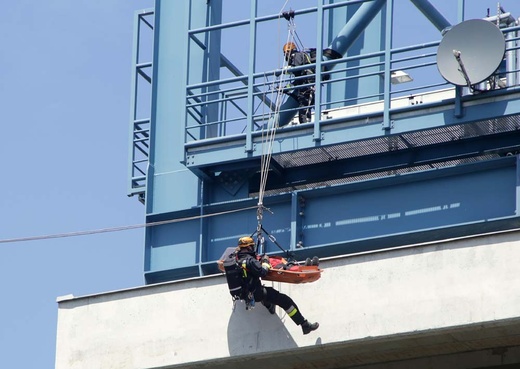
[254,114,520,197]
[274,114,520,168]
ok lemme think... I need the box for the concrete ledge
[151,318,520,369]
[56,229,520,369]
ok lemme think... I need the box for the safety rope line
[256,5,301,243]
[278,0,291,15]
[0,205,258,245]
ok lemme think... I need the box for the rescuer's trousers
[254,286,305,325]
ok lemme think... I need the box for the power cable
[0,205,258,244]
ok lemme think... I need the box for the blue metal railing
[128,2,520,201]
[128,9,154,201]
[183,2,520,146]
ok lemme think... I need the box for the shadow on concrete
[227,301,298,356]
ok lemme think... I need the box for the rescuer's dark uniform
[236,236,319,335]
[283,42,315,123]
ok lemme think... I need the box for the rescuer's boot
[301,320,319,335]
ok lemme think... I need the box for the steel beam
[409,0,451,32]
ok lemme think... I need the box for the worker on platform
[235,236,319,335]
[283,41,315,123]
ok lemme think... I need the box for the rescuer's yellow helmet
[238,236,255,248]
[283,42,297,54]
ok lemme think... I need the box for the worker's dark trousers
[254,286,305,325]
[296,87,314,123]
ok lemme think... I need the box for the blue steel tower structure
[129,0,520,284]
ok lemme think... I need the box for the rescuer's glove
[261,262,272,271]
[261,256,271,271]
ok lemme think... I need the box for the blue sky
[0,1,152,368]
[1,1,519,368]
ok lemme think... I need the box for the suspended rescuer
[235,236,319,335]
[283,41,315,123]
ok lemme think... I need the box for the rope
[0,205,258,245]
[256,3,299,237]
[278,0,290,15]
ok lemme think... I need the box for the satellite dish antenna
[437,19,505,87]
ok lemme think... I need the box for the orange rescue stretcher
[217,247,322,284]
[262,255,322,283]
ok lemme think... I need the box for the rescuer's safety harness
[223,251,256,310]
